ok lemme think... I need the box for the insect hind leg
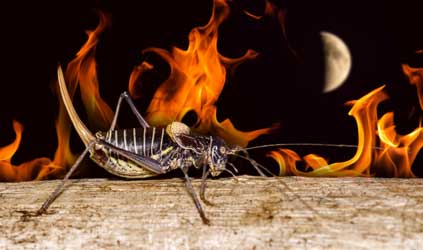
[109,92,150,130]
[36,141,96,215]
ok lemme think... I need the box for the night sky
[0,0,422,176]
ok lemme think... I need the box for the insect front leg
[36,141,96,215]
[110,92,150,130]
[200,164,214,206]
[180,166,210,225]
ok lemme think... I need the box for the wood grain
[1,176,422,249]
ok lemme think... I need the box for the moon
[320,31,352,93]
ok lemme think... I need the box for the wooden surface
[0,176,422,249]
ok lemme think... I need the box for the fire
[0,0,270,181]
[1,0,422,181]
[0,12,113,182]
[403,64,423,110]
[64,11,114,131]
[269,63,423,177]
[0,121,66,182]
[129,0,271,147]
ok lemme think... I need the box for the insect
[36,66,268,224]
[38,66,372,224]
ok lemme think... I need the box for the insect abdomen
[91,127,176,178]
[101,127,173,158]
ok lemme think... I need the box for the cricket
[36,66,272,224]
[37,66,366,224]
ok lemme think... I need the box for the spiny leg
[180,167,210,225]
[200,165,214,206]
[110,92,149,130]
[36,141,95,215]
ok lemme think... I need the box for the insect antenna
[229,153,274,177]
[230,146,335,224]
[227,162,239,173]
[229,152,326,220]
[239,143,382,152]
[243,143,380,151]
[223,168,238,179]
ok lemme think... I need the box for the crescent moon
[320,31,352,93]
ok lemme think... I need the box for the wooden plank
[0,176,422,249]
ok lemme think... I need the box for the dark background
[0,0,422,176]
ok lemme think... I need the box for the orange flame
[269,62,423,177]
[0,74,81,181]
[129,0,272,146]
[0,12,113,182]
[2,2,423,181]
[0,121,66,182]
[403,64,423,110]
[0,1,271,182]
[64,11,114,132]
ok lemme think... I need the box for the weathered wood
[0,176,422,249]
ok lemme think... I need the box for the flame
[269,62,423,177]
[0,12,113,182]
[0,121,66,182]
[64,11,114,131]
[2,1,423,181]
[403,64,423,110]
[0,1,271,181]
[0,73,81,181]
[129,0,272,146]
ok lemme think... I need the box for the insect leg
[100,139,168,174]
[180,167,210,225]
[110,92,149,130]
[200,165,214,206]
[36,141,95,215]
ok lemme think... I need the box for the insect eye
[219,146,226,154]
